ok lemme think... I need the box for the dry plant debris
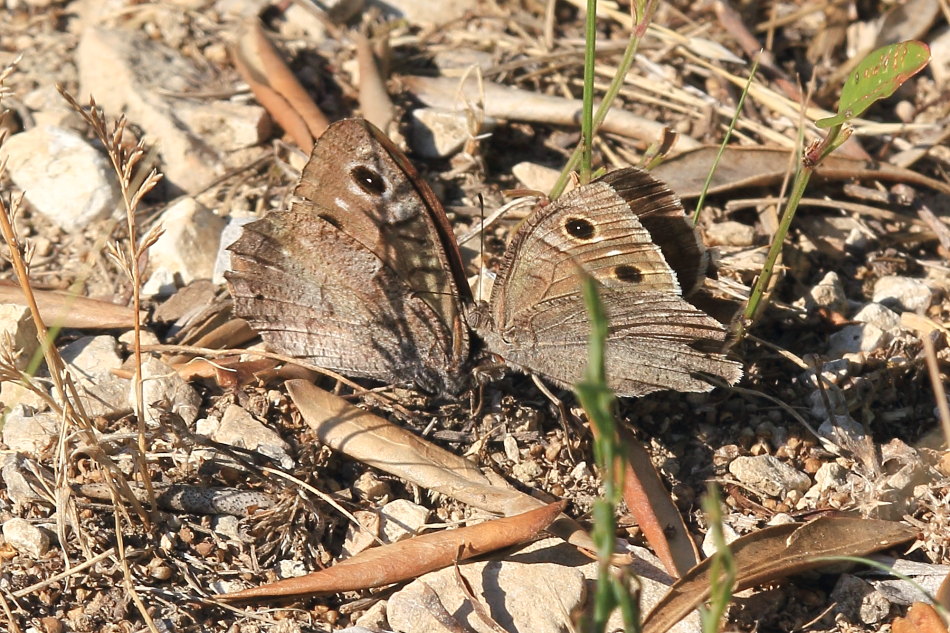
[0,1,948,632]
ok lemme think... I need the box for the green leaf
[816,40,930,129]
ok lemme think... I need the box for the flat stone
[728,455,811,498]
[2,517,51,558]
[213,215,256,285]
[210,404,292,469]
[387,550,586,633]
[1,454,46,506]
[872,275,934,313]
[799,271,848,313]
[134,355,202,426]
[78,27,223,193]
[378,499,431,544]
[368,0,478,25]
[59,335,129,417]
[145,197,226,296]
[1,405,59,456]
[828,323,889,356]
[0,126,119,232]
[387,538,700,633]
[704,220,756,247]
[0,303,39,369]
[0,380,50,414]
[410,107,495,158]
[512,161,560,194]
[832,574,892,625]
[853,302,903,332]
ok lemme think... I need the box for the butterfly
[226,118,741,397]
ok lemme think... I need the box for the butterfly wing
[480,167,741,397]
[226,119,470,394]
[227,209,468,394]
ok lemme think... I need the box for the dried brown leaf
[0,282,141,329]
[285,380,603,553]
[892,603,950,633]
[643,517,918,633]
[219,500,566,601]
[231,19,329,150]
[651,146,950,199]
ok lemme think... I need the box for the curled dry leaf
[0,282,141,329]
[285,379,604,555]
[642,516,919,633]
[618,426,698,578]
[403,75,702,150]
[650,146,950,199]
[354,31,394,134]
[231,19,329,150]
[892,603,950,633]
[219,500,566,601]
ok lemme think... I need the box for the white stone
[853,302,902,332]
[0,380,50,413]
[134,355,201,426]
[0,126,119,232]
[872,275,934,313]
[800,271,848,313]
[0,303,39,369]
[146,197,226,296]
[378,499,431,544]
[59,335,129,417]
[78,27,222,193]
[814,462,848,494]
[728,455,811,498]
[704,220,756,247]
[410,107,494,158]
[700,522,739,558]
[2,517,51,558]
[213,215,256,285]
[387,551,586,633]
[368,0,478,25]
[212,404,292,469]
[828,323,889,356]
[1,405,59,456]
[512,162,560,194]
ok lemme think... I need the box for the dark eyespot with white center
[564,217,596,241]
[351,166,386,196]
[614,264,643,283]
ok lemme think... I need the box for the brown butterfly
[226,118,741,397]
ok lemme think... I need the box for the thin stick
[12,548,117,599]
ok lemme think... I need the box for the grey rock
[387,550,586,633]
[2,405,59,456]
[0,126,120,232]
[213,215,256,285]
[814,462,848,494]
[0,454,46,506]
[853,302,902,332]
[799,271,848,313]
[135,355,202,425]
[145,197,227,296]
[368,0,478,25]
[728,455,811,498]
[512,161,560,193]
[872,275,934,312]
[0,303,39,369]
[60,335,129,417]
[210,404,292,469]
[2,517,51,558]
[378,499,431,544]
[831,574,892,624]
[704,220,756,247]
[0,380,50,413]
[78,27,266,193]
[410,107,495,158]
[828,323,889,356]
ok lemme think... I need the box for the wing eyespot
[563,217,596,241]
[351,165,387,196]
[613,264,643,283]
